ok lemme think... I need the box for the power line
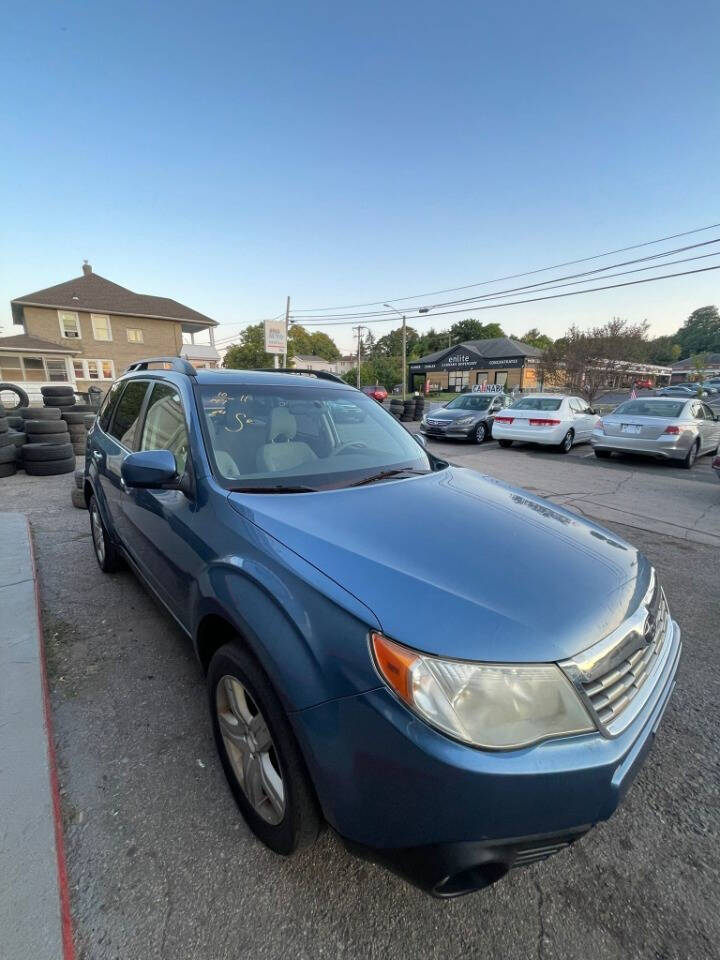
[291,221,720,313]
[291,237,720,321]
[293,263,720,326]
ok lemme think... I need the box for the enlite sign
[264,319,287,354]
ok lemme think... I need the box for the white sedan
[491,394,600,453]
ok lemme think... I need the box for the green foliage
[411,327,449,359]
[675,306,720,356]
[222,322,274,369]
[449,319,504,343]
[371,326,419,359]
[520,328,554,350]
[646,335,682,365]
[288,324,340,360]
[343,356,402,388]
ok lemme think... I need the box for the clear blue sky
[2,0,719,353]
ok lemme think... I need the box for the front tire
[473,421,487,444]
[498,439,513,448]
[559,429,574,454]
[89,495,121,572]
[208,642,321,855]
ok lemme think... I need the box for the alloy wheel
[562,430,574,453]
[91,503,106,565]
[216,675,285,825]
[475,422,486,443]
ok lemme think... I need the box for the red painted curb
[27,518,76,960]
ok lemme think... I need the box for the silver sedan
[592,397,720,468]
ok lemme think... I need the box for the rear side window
[511,397,563,411]
[140,382,189,474]
[109,380,148,448]
[98,381,123,432]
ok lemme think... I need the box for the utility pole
[353,325,367,388]
[282,295,290,369]
[384,304,407,399]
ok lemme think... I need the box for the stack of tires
[413,395,425,421]
[21,408,75,476]
[0,403,17,478]
[71,467,87,510]
[41,387,97,457]
[389,397,403,420]
[401,399,414,422]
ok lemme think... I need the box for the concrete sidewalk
[0,513,73,960]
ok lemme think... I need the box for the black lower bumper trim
[341,825,592,898]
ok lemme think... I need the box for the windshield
[613,399,685,418]
[445,395,493,411]
[510,397,562,411]
[195,383,434,491]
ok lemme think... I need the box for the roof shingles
[12,271,216,327]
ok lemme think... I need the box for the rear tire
[473,421,487,444]
[681,440,699,469]
[558,429,574,454]
[498,439,513,448]
[89,494,121,571]
[207,642,321,856]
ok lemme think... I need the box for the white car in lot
[492,394,600,453]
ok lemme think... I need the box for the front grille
[559,572,675,736]
[425,418,446,426]
[582,589,669,726]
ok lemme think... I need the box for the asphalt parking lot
[1,446,719,960]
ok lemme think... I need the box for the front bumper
[420,421,474,439]
[292,621,681,895]
[591,431,693,459]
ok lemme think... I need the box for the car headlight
[454,416,476,426]
[371,633,595,750]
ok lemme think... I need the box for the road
[1,451,719,960]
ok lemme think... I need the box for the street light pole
[383,304,407,399]
[282,295,290,369]
[353,325,367,388]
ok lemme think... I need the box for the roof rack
[125,357,197,376]
[275,368,346,384]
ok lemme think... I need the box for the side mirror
[415,433,427,448]
[588,408,596,416]
[121,450,178,489]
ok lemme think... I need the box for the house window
[448,370,470,391]
[91,314,112,341]
[22,357,46,381]
[0,354,21,381]
[58,311,81,339]
[72,359,116,381]
[126,328,144,343]
[46,358,69,382]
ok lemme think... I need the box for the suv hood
[228,468,650,662]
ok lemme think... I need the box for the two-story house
[1,262,218,400]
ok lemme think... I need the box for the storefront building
[408,337,543,393]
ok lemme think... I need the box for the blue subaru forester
[84,357,681,896]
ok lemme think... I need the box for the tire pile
[384,395,424,422]
[0,382,98,480]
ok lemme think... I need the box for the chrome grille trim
[425,418,447,426]
[559,572,675,737]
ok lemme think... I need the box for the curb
[0,513,75,960]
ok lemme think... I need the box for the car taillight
[528,418,561,426]
[495,416,514,424]
[663,425,681,435]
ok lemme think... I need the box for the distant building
[670,353,720,382]
[4,261,217,399]
[180,341,221,369]
[291,354,355,376]
[409,337,543,392]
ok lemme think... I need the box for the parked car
[327,398,365,423]
[633,379,653,390]
[420,392,511,443]
[713,454,720,482]
[699,381,720,394]
[491,394,600,453]
[592,397,720,467]
[361,384,388,403]
[84,358,681,897]
[657,384,709,398]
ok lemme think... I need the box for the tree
[520,328,554,351]
[373,325,419,359]
[288,324,341,361]
[223,322,274,369]
[342,356,402,389]
[675,306,720,356]
[412,327,451,359]
[538,318,650,402]
[646,335,682,365]
[449,319,504,343]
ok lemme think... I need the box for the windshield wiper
[229,485,317,494]
[349,469,428,487]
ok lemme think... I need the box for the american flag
[630,386,637,399]
[480,381,487,392]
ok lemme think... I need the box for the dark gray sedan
[420,392,510,443]
[592,397,720,467]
